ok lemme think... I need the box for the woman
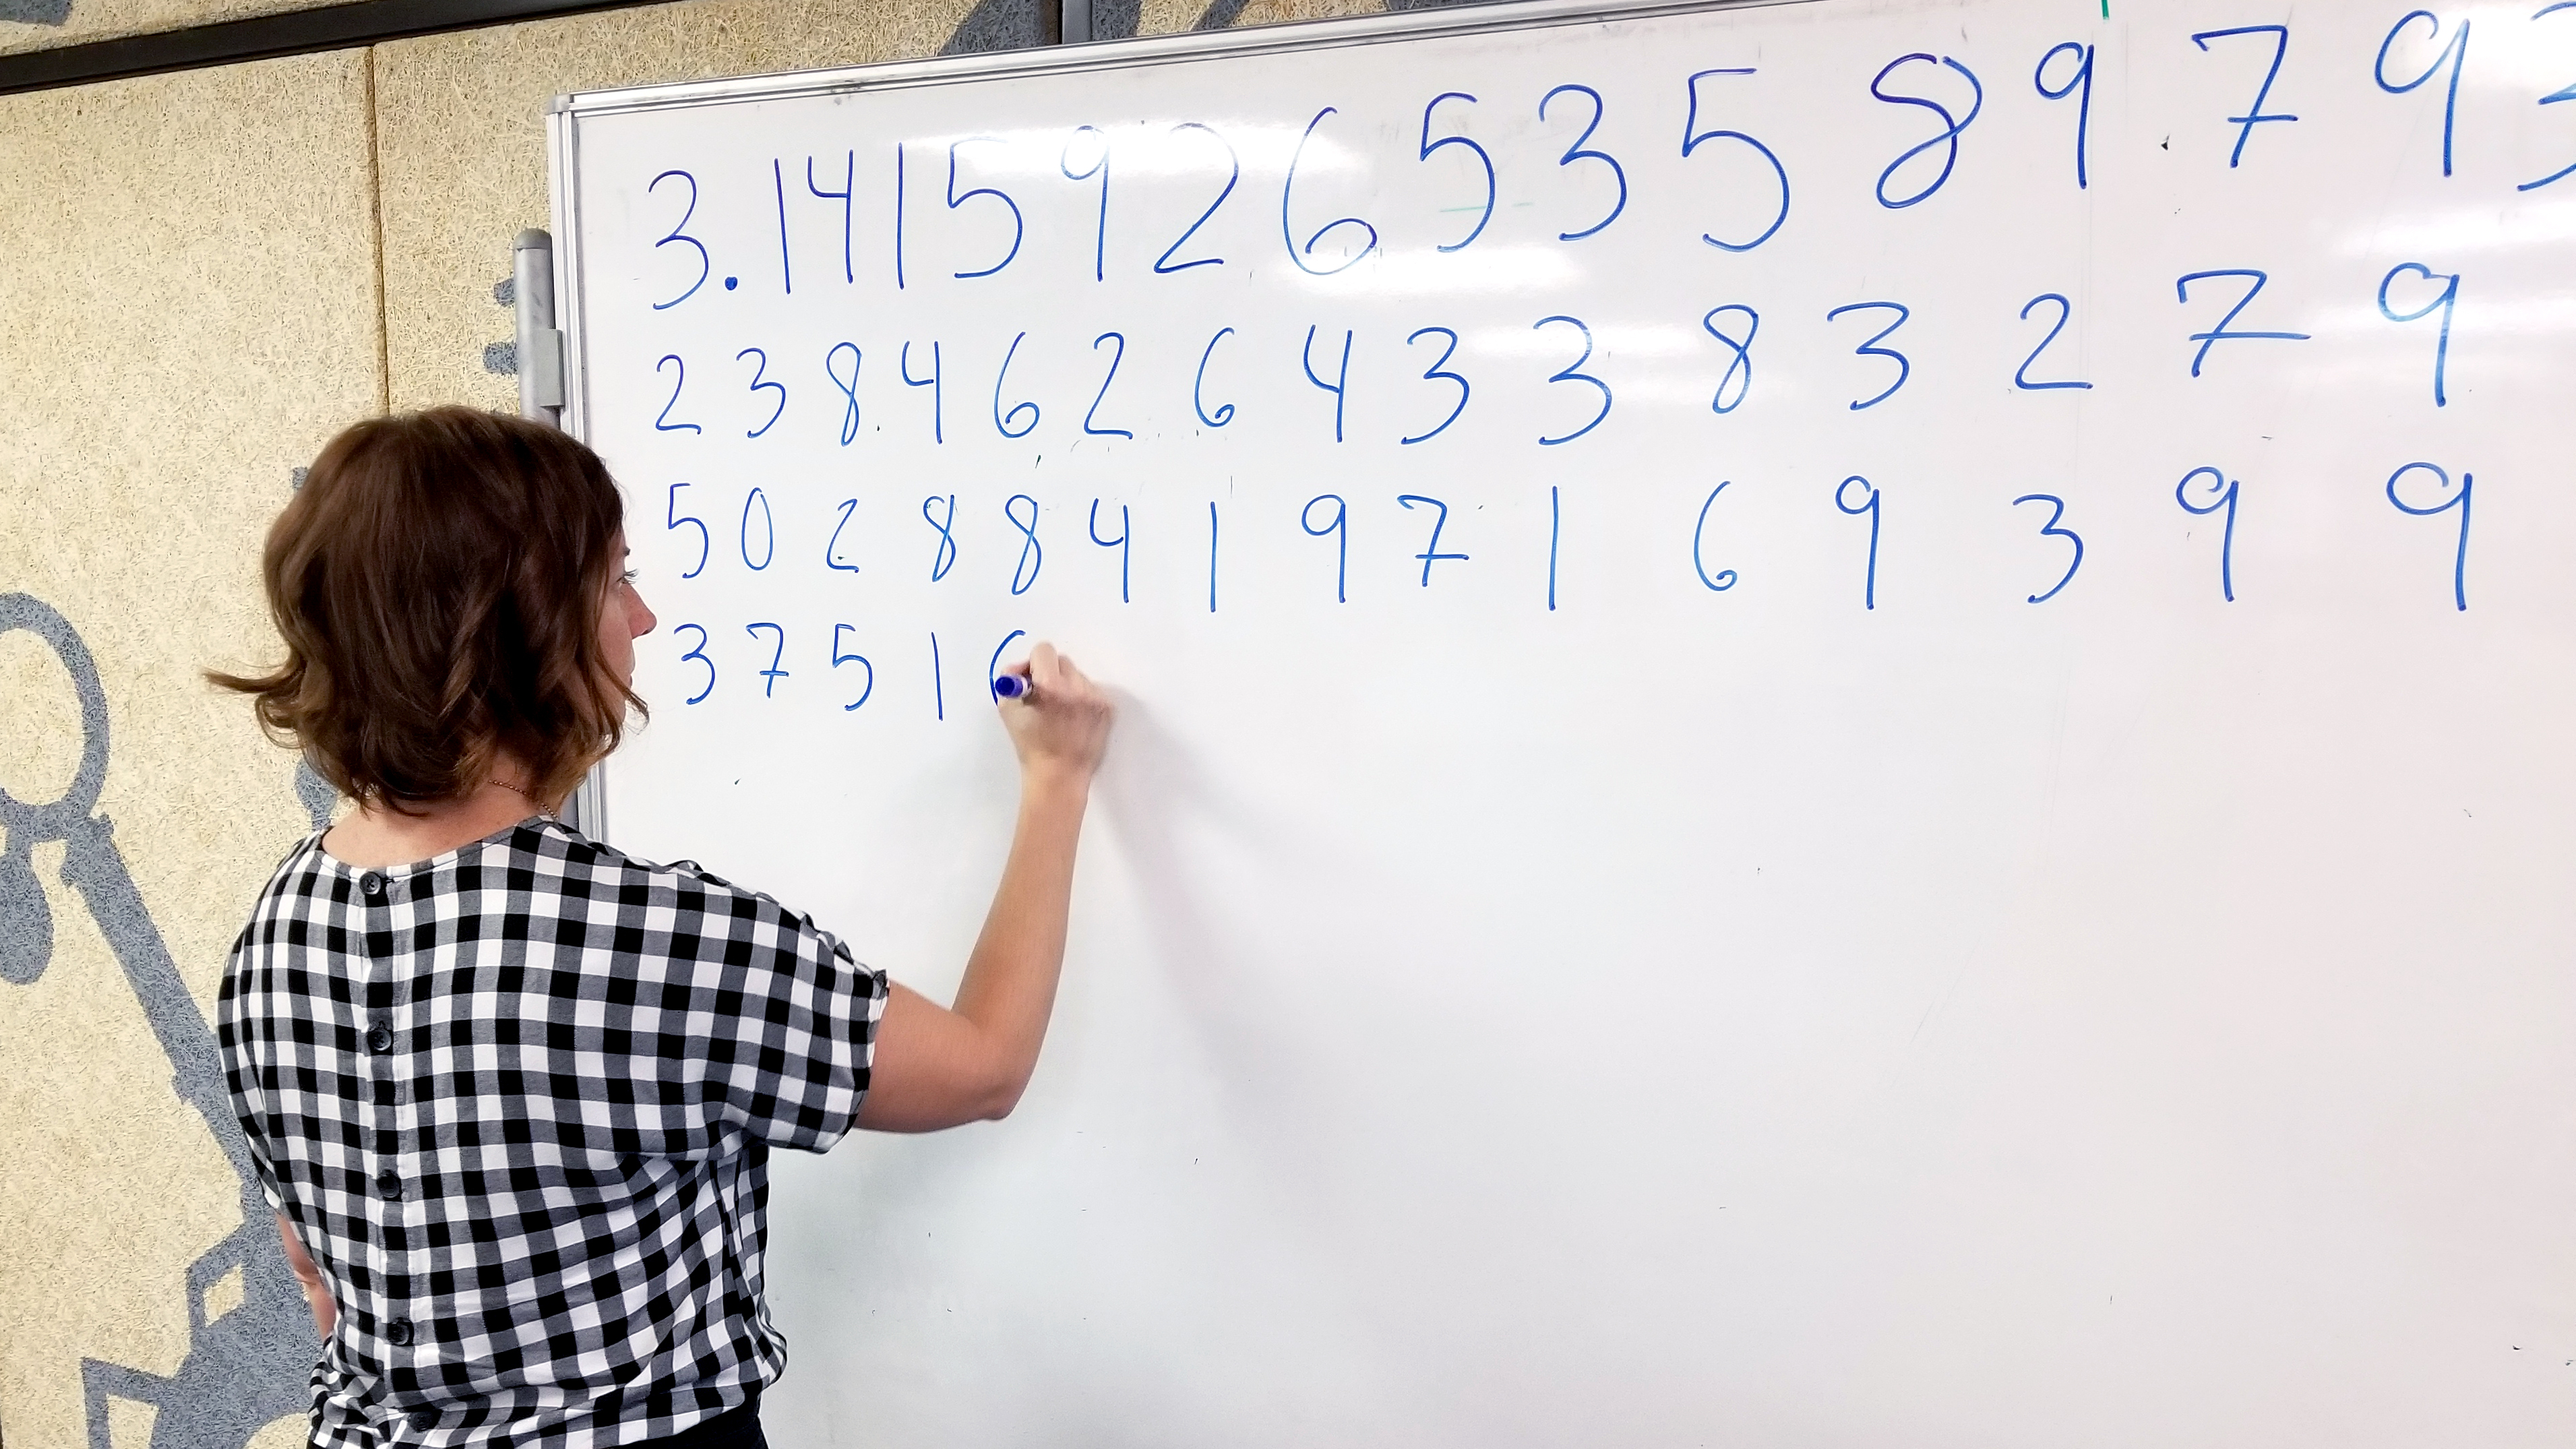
[211,407,1112,1446]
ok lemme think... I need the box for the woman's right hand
[994,642,1113,787]
[859,641,1111,1134]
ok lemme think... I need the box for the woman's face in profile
[600,529,656,691]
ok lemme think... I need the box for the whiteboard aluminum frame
[543,0,1808,845]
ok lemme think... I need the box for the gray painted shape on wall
[0,593,317,1449]
[0,0,75,28]
[940,0,1045,54]
[0,823,52,985]
[294,759,334,832]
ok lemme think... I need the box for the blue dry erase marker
[992,675,1033,700]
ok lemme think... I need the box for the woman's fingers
[994,641,1113,777]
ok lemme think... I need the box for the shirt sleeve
[675,869,890,1154]
[213,943,290,1214]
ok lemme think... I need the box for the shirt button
[385,1317,414,1347]
[361,871,384,899]
[365,1022,394,1053]
[376,1168,402,1198]
[408,1410,438,1429]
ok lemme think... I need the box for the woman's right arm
[277,1212,337,1338]
[855,643,1113,1132]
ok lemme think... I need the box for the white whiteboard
[550,1,2576,1442]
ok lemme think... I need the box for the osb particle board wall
[0,0,332,57]
[0,49,378,1449]
[0,3,1407,1446]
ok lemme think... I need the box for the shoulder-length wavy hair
[211,407,643,815]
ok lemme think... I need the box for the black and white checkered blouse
[216,817,886,1447]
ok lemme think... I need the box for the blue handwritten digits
[1285,108,1380,275]
[1002,495,1044,596]
[1085,333,1135,439]
[1397,495,1469,586]
[1693,483,1739,592]
[2386,462,2473,610]
[1683,69,1791,251]
[2377,11,2472,177]
[647,171,710,309]
[2191,26,2298,168]
[923,493,960,582]
[1062,126,1111,282]
[1870,55,1984,209]
[654,354,702,433]
[1401,327,1469,445]
[675,623,714,704]
[2034,42,2095,189]
[2521,3,2576,189]
[2377,264,2459,406]
[831,625,875,711]
[667,483,709,579]
[745,623,789,698]
[1835,476,1882,610]
[994,332,1039,439]
[737,347,786,438]
[2176,270,2311,377]
[1702,305,1760,414]
[1304,326,1353,442]
[771,160,793,295]
[826,498,862,574]
[928,631,944,720]
[1533,315,1613,443]
[987,630,1026,698]
[2175,466,2242,602]
[2015,294,2095,390]
[1302,494,1349,603]
[1826,302,1911,410]
[2011,494,2084,603]
[1540,84,1626,240]
[1195,328,1237,426]
[1088,499,1131,603]
[901,340,943,443]
[948,137,1025,278]
[739,488,775,571]
[1548,485,1561,611]
[1420,92,1496,251]
[893,144,907,289]
[806,152,855,284]
[1207,502,1220,613]
[825,342,862,444]
[1832,478,1889,607]
[1158,124,1239,273]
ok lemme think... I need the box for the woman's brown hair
[211,407,642,815]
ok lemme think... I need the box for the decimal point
[724,276,739,290]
